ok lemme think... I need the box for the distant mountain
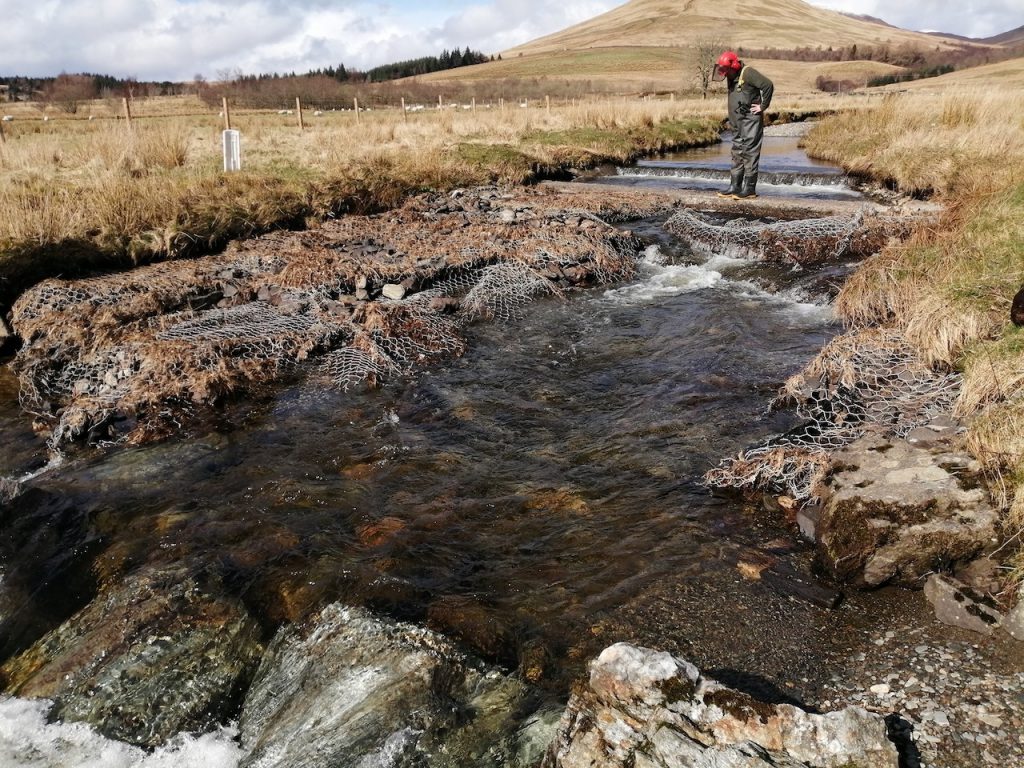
[921,23,1024,47]
[503,0,972,57]
[925,31,978,43]
[983,24,1024,47]
[839,12,899,30]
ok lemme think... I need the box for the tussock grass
[835,184,1024,367]
[0,100,724,309]
[804,90,1024,197]
[809,91,1024,587]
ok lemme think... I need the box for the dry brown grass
[809,92,1024,578]
[834,184,1024,366]
[804,90,1024,197]
[0,98,726,309]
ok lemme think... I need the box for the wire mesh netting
[665,208,903,265]
[704,328,963,501]
[11,189,642,448]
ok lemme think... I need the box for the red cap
[716,51,741,73]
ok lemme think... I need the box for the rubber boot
[734,173,758,199]
[717,168,744,199]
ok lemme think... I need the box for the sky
[0,0,1020,81]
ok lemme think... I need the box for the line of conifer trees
[308,48,493,83]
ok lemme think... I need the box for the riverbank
[802,89,1024,595]
[0,100,729,314]
[1,91,1022,767]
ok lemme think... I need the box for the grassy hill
[501,0,969,55]
[418,47,907,96]
[875,55,1024,92]
[414,0,994,96]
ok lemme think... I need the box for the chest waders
[720,66,772,199]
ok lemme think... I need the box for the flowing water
[581,133,862,200]
[0,142,916,763]
[0,234,839,654]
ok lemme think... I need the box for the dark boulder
[1011,285,1024,326]
[1,565,263,747]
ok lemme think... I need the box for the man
[713,51,773,200]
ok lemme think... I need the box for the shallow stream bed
[1,168,1020,766]
[580,133,863,201]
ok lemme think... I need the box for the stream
[0,139,930,765]
[580,133,862,201]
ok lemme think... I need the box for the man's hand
[750,104,763,115]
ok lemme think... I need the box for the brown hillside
[984,24,1024,47]
[503,0,971,56]
[418,48,905,96]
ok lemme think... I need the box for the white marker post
[223,129,241,171]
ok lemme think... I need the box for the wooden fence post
[438,94,443,110]
[296,97,304,130]
[0,119,5,144]
[545,95,550,113]
[354,97,360,123]
[401,97,407,122]
[123,97,133,128]
[222,97,231,130]
[472,97,476,113]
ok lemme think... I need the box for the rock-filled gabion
[666,208,901,265]
[705,328,963,501]
[12,190,642,448]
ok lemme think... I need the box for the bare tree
[686,38,727,100]
[43,73,97,114]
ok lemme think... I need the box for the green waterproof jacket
[727,65,774,128]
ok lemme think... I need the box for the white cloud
[0,0,1017,80]
[807,0,1021,39]
[0,0,618,80]
[439,0,617,52]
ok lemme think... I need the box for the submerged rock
[0,488,101,662]
[543,643,898,768]
[426,594,516,663]
[0,565,263,747]
[239,603,544,768]
[816,435,998,587]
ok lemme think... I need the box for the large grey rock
[1003,591,1024,641]
[543,643,898,768]
[0,565,263,747]
[239,603,543,768]
[817,435,998,587]
[923,573,1004,636]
